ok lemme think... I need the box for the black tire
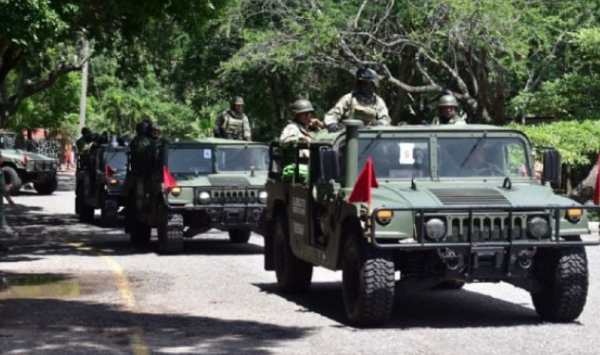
[33,175,58,195]
[75,182,83,215]
[79,200,95,223]
[128,198,151,246]
[101,196,119,227]
[2,166,22,194]
[531,244,589,322]
[342,236,395,327]
[273,213,312,293]
[157,213,184,255]
[435,280,466,290]
[228,229,251,244]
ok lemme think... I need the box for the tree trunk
[265,73,283,126]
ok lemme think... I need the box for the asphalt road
[1,173,600,354]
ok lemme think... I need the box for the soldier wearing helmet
[324,68,390,132]
[280,99,324,143]
[214,96,252,141]
[430,95,467,125]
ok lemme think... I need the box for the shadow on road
[256,281,547,329]
[0,297,310,354]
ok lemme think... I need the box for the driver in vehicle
[462,145,504,176]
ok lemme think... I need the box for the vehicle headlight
[170,186,182,197]
[566,208,583,223]
[108,179,119,186]
[425,218,446,241]
[527,217,550,239]
[375,209,393,225]
[258,191,268,204]
[198,191,211,204]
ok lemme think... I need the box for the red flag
[348,157,379,204]
[163,166,177,190]
[594,153,600,205]
[23,152,28,166]
[105,164,116,177]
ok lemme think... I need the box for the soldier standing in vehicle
[324,68,390,132]
[280,99,324,143]
[0,151,17,251]
[214,96,252,141]
[130,119,151,175]
[430,95,467,125]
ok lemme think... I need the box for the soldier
[0,151,17,252]
[214,96,252,141]
[280,99,324,144]
[130,120,151,175]
[76,127,92,152]
[324,68,390,132]
[430,95,467,125]
[76,127,94,170]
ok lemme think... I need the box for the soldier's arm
[213,113,225,137]
[375,97,391,125]
[324,94,351,126]
[243,115,252,141]
[280,125,307,144]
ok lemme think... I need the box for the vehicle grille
[429,188,510,206]
[209,190,259,204]
[449,216,525,241]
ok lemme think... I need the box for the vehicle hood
[1,149,55,161]
[366,182,577,209]
[170,172,268,188]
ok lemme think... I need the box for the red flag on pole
[348,157,379,204]
[594,153,600,205]
[105,164,116,177]
[163,166,177,190]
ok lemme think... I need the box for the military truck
[75,142,129,226]
[1,131,58,195]
[125,137,269,254]
[263,120,599,327]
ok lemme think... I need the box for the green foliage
[511,121,600,166]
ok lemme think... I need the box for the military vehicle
[263,120,599,327]
[75,141,129,227]
[125,137,269,255]
[1,131,58,195]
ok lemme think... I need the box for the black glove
[327,123,342,133]
[370,120,382,126]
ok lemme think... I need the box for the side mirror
[319,147,340,182]
[542,148,561,186]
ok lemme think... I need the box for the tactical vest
[350,97,378,125]
[224,112,244,139]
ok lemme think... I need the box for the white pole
[78,37,89,134]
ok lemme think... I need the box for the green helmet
[438,95,458,107]
[231,96,245,106]
[292,99,314,115]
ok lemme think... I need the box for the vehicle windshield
[437,137,529,178]
[216,146,269,172]
[357,138,430,179]
[168,147,214,174]
[104,150,127,171]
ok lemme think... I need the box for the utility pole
[78,36,89,134]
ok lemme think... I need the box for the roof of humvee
[171,137,269,146]
[311,124,526,144]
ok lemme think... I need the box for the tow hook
[437,248,463,271]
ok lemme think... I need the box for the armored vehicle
[75,142,129,226]
[264,120,599,327]
[1,131,58,195]
[125,137,269,254]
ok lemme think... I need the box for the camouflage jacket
[280,121,316,144]
[430,114,467,125]
[324,93,391,126]
[214,110,252,140]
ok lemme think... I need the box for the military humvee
[125,137,269,255]
[75,142,129,226]
[1,131,58,195]
[264,120,599,327]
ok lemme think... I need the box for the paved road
[1,173,600,354]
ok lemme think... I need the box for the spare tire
[2,166,22,194]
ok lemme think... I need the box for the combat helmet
[356,68,379,88]
[230,96,245,106]
[292,99,315,115]
[438,95,459,107]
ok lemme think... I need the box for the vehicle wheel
[435,280,466,290]
[342,236,395,327]
[79,202,95,223]
[2,166,22,194]
[33,175,58,195]
[101,196,119,227]
[228,229,251,244]
[157,213,184,255]
[128,198,151,246]
[531,244,589,322]
[273,213,312,293]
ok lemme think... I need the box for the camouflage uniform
[324,93,391,127]
[280,120,315,144]
[130,134,151,175]
[430,114,467,125]
[214,110,252,140]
